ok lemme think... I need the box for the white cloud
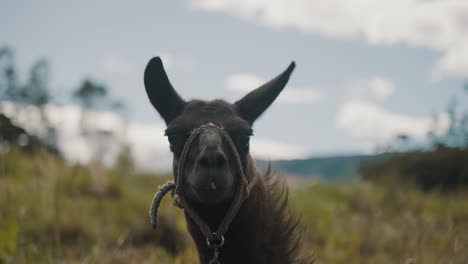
[188,0,468,78]
[47,106,172,171]
[250,138,308,160]
[126,122,172,171]
[158,52,195,71]
[100,56,137,75]
[349,76,395,102]
[368,77,395,101]
[433,37,468,79]
[336,99,449,142]
[226,73,321,104]
[226,73,263,93]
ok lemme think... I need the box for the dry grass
[1,149,467,263]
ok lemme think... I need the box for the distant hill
[256,153,395,181]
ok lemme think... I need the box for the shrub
[359,147,468,191]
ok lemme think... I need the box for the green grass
[1,149,467,263]
[293,183,468,263]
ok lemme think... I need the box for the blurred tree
[0,47,52,106]
[72,79,126,164]
[24,59,50,106]
[0,47,57,148]
[1,46,130,166]
[72,79,125,114]
[395,133,411,151]
[73,79,108,110]
[0,47,18,102]
[25,59,57,147]
[429,87,468,149]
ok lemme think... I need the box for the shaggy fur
[184,157,311,264]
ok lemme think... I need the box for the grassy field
[1,149,467,264]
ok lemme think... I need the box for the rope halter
[150,122,258,263]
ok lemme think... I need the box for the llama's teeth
[210,181,217,190]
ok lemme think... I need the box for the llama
[145,57,310,264]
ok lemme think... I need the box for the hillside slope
[257,153,394,181]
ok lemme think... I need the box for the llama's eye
[167,134,180,151]
[238,135,250,150]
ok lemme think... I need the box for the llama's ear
[144,57,186,124]
[234,61,295,124]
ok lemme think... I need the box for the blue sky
[1,0,467,164]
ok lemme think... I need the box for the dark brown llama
[144,57,310,264]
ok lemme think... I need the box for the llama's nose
[197,130,227,169]
[197,148,227,168]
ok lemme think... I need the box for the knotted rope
[149,123,258,263]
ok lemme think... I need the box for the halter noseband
[150,122,258,263]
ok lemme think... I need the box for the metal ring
[206,235,225,249]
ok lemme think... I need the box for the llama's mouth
[186,181,235,205]
[189,169,235,191]
[192,180,226,191]
[191,183,229,193]
[185,166,237,204]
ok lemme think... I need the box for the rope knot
[172,193,184,209]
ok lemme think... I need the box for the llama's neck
[184,172,303,264]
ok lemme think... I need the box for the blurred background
[1,0,467,263]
